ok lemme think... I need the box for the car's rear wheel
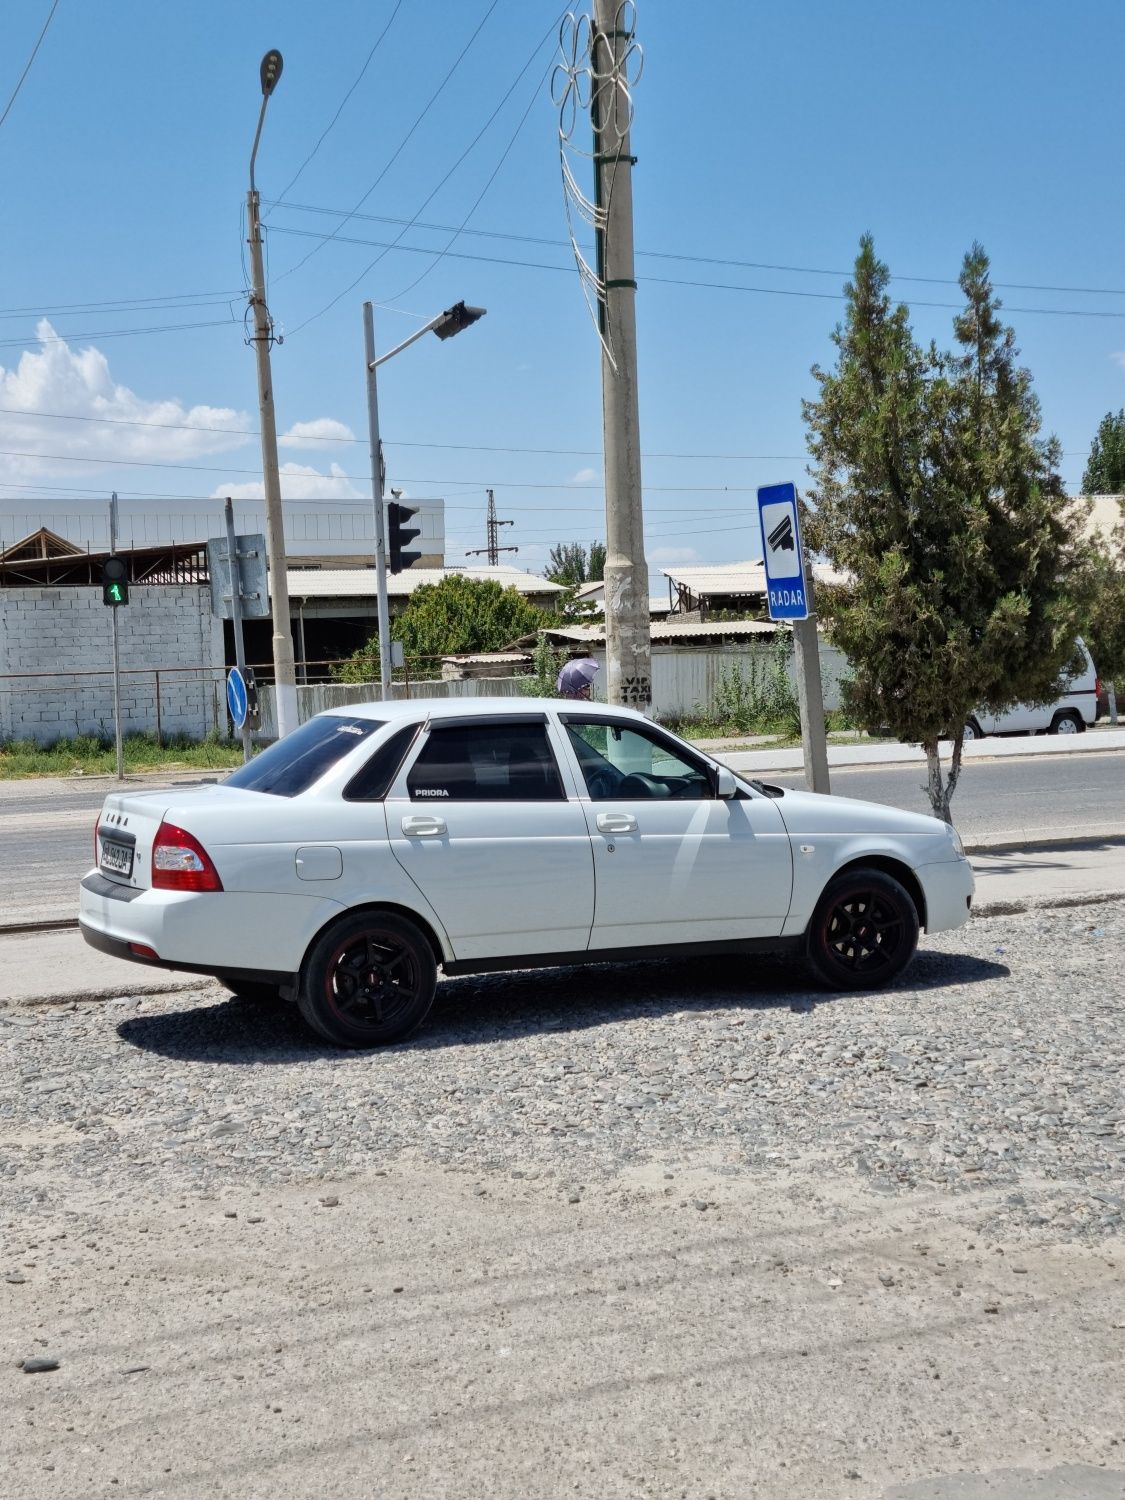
[217,976,285,1004]
[298,910,437,1049]
[805,868,919,991]
[1049,709,1084,735]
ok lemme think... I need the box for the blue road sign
[226,667,248,730]
[757,482,809,621]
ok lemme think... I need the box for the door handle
[401,815,447,837]
[597,812,637,834]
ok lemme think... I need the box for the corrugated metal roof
[283,564,565,599]
[542,618,779,645]
[662,559,848,595]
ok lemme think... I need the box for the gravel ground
[2,901,1124,1498]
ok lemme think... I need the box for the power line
[273,0,409,205]
[267,200,1125,300]
[0,0,61,133]
[0,318,237,351]
[287,8,565,333]
[0,291,243,321]
[272,0,503,285]
[0,407,1091,461]
[382,49,556,304]
[269,225,1125,321]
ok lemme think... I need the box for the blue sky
[2,0,1124,580]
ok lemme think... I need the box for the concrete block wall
[0,586,225,745]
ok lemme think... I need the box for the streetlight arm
[369,313,446,370]
[249,95,269,195]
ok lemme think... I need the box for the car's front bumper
[915,855,975,933]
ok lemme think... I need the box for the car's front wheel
[298,910,437,1048]
[805,867,919,991]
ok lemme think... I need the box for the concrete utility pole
[592,0,650,711]
[247,49,298,739]
[465,490,517,565]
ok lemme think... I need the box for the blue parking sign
[757,482,809,621]
[226,667,248,729]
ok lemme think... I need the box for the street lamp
[362,300,487,699]
[247,48,299,739]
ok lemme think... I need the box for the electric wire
[287,8,565,333]
[0,0,61,133]
[272,0,502,285]
[267,201,1125,300]
[272,0,408,206]
[269,225,1125,321]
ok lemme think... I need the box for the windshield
[225,715,384,797]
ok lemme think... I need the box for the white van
[963,640,1099,739]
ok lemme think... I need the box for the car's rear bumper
[79,920,292,987]
[78,872,346,974]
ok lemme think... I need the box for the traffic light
[387,501,421,574]
[101,556,129,607]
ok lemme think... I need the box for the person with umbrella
[556,649,600,700]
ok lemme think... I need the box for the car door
[557,714,793,950]
[385,713,595,962]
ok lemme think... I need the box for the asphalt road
[0,752,1121,927]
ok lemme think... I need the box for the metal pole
[792,567,831,795]
[224,498,254,764]
[109,493,124,781]
[363,301,393,700]
[246,184,298,738]
[592,0,651,713]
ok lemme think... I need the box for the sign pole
[109,493,124,782]
[793,572,830,796]
[224,498,253,764]
[757,482,830,795]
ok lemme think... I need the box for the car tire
[962,717,983,742]
[298,910,437,1049]
[805,867,920,992]
[217,976,285,1004]
[1048,710,1084,735]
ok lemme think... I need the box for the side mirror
[715,766,737,799]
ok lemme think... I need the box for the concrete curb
[3,974,213,1011]
[973,888,1125,919]
[964,832,1125,856]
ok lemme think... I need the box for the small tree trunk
[923,733,965,823]
[923,739,945,820]
[1108,682,1119,726]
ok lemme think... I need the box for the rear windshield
[225,715,384,797]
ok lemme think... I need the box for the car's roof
[320,695,651,726]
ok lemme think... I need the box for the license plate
[100,840,134,878]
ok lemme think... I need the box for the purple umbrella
[556,657,600,698]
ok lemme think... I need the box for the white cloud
[648,546,702,565]
[279,417,356,448]
[0,319,252,478]
[569,466,598,484]
[1112,351,1125,372]
[212,461,366,503]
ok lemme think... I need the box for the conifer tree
[804,238,1090,821]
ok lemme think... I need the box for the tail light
[152,821,223,892]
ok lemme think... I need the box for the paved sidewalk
[717,726,1125,775]
[4,839,1122,1009]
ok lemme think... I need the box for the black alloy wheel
[298,911,437,1048]
[805,867,919,991]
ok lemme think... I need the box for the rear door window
[406,722,565,802]
[225,716,383,797]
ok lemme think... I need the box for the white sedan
[79,698,974,1048]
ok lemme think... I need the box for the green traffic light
[110,584,123,602]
